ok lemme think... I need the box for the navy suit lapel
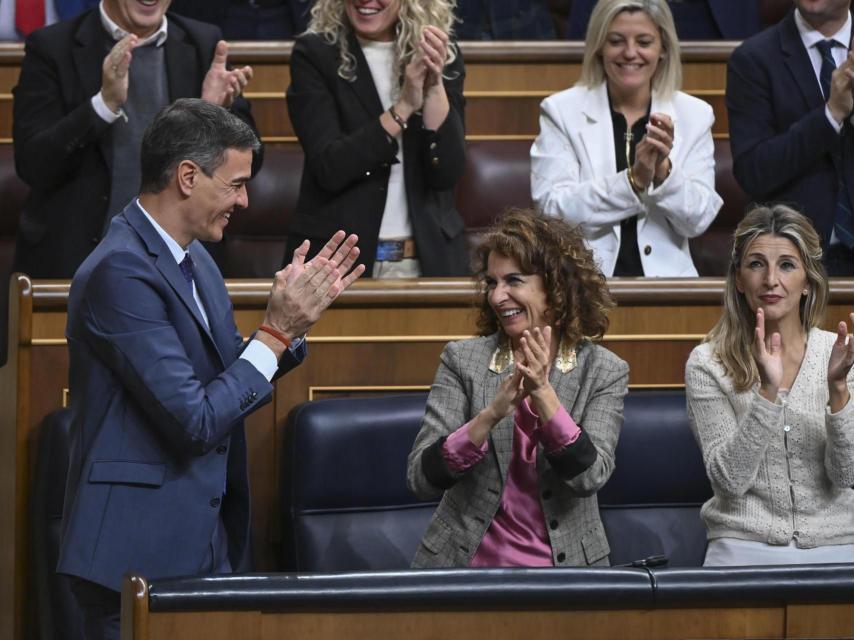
[190,245,235,367]
[780,13,825,112]
[346,31,385,117]
[124,203,222,360]
[164,20,200,101]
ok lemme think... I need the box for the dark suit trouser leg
[70,578,120,640]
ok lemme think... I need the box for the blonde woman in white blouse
[531,0,722,277]
[686,205,854,566]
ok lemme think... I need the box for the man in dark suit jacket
[12,0,259,279]
[58,98,363,640]
[727,1,854,273]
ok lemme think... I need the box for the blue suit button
[210,497,221,508]
[216,445,227,454]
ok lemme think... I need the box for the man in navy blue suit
[727,0,854,274]
[58,98,364,639]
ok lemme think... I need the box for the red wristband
[258,325,292,349]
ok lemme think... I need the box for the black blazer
[726,10,854,249]
[285,32,469,277]
[11,9,259,279]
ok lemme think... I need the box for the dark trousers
[70,579,120,640]
[68,518,231,640]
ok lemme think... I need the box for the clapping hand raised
[753,308,783,401]
[827,312,854,412]
[517,327,553,394]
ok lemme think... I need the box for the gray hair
[140,98,261,194]
[577,0,682,99]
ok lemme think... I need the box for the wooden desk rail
[119,572,854,640]
[5,275,854,639]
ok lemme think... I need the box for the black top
[609,95,650,277]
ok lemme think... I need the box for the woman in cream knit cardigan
[686,205,854,566]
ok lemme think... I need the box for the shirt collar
[99,0,168,47]
[136,198,188,264]
[794,7,851,50]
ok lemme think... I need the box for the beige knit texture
[686,328,854,548]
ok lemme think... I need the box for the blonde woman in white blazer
[531,0,722,277]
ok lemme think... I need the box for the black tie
[816,39,836,101]
[179,252,195,288]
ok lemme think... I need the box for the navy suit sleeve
[726,44,841,199]
[81,250,274,457]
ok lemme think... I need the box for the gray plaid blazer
[406,333,628,568]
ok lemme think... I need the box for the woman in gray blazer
[406,209,629,568]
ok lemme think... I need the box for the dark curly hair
[474,208,615,345]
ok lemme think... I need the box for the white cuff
[825,105,844,133]
[240,338,278,382]
[91,92,124,124]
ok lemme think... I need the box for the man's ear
[177,160,197,197]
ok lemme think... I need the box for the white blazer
[531,84,723,277]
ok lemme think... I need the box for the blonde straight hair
[577,0,682,99]
[306,0,458,83]
[706,205,829,392]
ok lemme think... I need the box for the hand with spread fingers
[202,40,254,109]
[752,307,784,401]
[260,231,365,356]
[101,34,139,114]
[827,312,854,412]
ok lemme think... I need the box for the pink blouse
[441,399,582,567]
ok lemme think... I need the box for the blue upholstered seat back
[281,394,437,571]
[599,390,712,567]
[281,390,712,571]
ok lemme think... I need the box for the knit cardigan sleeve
[824,363,854,488]
[685,345,784,498]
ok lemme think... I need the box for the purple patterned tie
[179,253,195,287]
